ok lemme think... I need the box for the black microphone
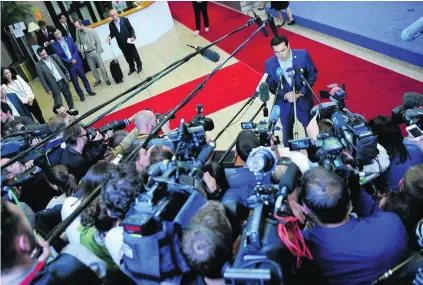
[252,10,268,38]
[267,105,280,132]
[259,82,270,117]
[286,67,295,79]
[267,13,279,38]
[177,118,186,143]
[275,163,298,213]
[403,92,423,108]
[98,119,130,134]
[189,142,216,176]
[187,45,220,63]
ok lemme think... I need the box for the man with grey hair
[75,20,111,87]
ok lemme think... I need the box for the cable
[227,98,255,128]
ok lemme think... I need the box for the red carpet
[92,63,260,130]
[168,1,423,120]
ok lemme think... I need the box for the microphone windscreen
[196,142,215,165]
[276,67,283,77]
[202,48,220,63]
[278,163,298,194]
[269,105,280,122]
[401,16,423,41]
[258,82,270,103]
[403,92,423,108]
[286,67,295,78]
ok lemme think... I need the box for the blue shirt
[59,39,72,59]
[382,139,423,191]
[303,191,408,285]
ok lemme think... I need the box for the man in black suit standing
[106,9,143,75]
[57,12,76,40]
[35,20,55,54]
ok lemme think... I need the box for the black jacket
[59,146,94,180]
[108,17,135,48]
[57,22,76,41]
[36,26,56,54]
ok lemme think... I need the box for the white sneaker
[195,30,200,35]
[205,27,209,32]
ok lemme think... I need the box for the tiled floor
[28,3,423,151]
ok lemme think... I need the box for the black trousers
[25,99,45,124]
[192,1,209,30]
[121,43,142,71]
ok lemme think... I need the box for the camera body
[392,104,423,127]
[241,121,281,147]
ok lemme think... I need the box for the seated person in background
[380,164,423,248]
[1,102,33,136]
[300,167,408,285]
[1,199,107,285]
[369,115,423,192]
[61,162,117,245]
[181,201,236,285]
[44,165,78,209]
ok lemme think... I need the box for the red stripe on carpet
[91,62,260,129]
[168,1,423,120]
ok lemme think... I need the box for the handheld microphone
[252,10,268,37]
[276,67,284,80]
[259,82,270,117]
[286,67,295,79]
[189,142,216,176]
[403,92,423,108]
[255,73,269,93]
[401,16,423,41]
[177,118,186,142]
[187,45,220,63]
[266,13,279,37]
[268,105,280,132]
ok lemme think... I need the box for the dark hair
[301,167,350,224]
[37,20,46,26]
[235,130,260,162]
[101,164,144,220]
[369,115,409,164]
[149,145,173,165]
[52,104,64,114]
[36,47,46,55]
[63,123,83,146]
[57,12,66,20]
[47,113,69,132]
[1,67,17,85]
[108,130,128,148]
[1,199,21,272]
[44,165,78,197]
[270,35,289,47]
[79,162,118,230]
[182,201,233,278]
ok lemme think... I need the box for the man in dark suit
[35,20,56,54]
[52,29,96,101]
[106,9,143,75]
[57,12,76,40]
[35,47,75,110]
[265,35,318,147]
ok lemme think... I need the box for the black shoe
[276,21,285,27]
[80,96,86,102]
[288,20,296,25]
[137,66,143,73]
[88,91,96,96]
[93,81,101,87]
[257,6,264,10]
[106,80,111,85]
[128,69,136,75]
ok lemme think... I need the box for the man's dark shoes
[128,69,136,75]
[93,81,101,87]
[137,66,143,73]
[80,96,86,102]
[106,80,111,85]
[88,91,96,96]
[288,20,296,25]
[276,21,285,28]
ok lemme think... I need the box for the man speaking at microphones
[265,35,318,146]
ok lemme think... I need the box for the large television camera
[392,92,423,127]
[120,143,215,284]
[224,147,300,284]
[241,106,281,147]
[168,105,214,160]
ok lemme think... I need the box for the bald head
[109,9,119,21]
[134,110,156,134]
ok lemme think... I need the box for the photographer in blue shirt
[369,115,423,192]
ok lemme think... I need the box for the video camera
[167,105,214,160]
[120,143,215,284]
[241,106,281,147]
[392,92,423,127]
[224,147,300,284]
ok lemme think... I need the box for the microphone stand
[214,92,258,142]
[3,19,258,169]
[298,71,323,116]
[41,19,269,248]
[291,76,299,140]
[269,78,282,116]
[218,102,266,164]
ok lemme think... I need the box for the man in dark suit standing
[35,20,56,54]
[106,9,143,75]
[35,47,75,110]
[52,29,96,102]
[265,35,318,147]
[57,12,76,41]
